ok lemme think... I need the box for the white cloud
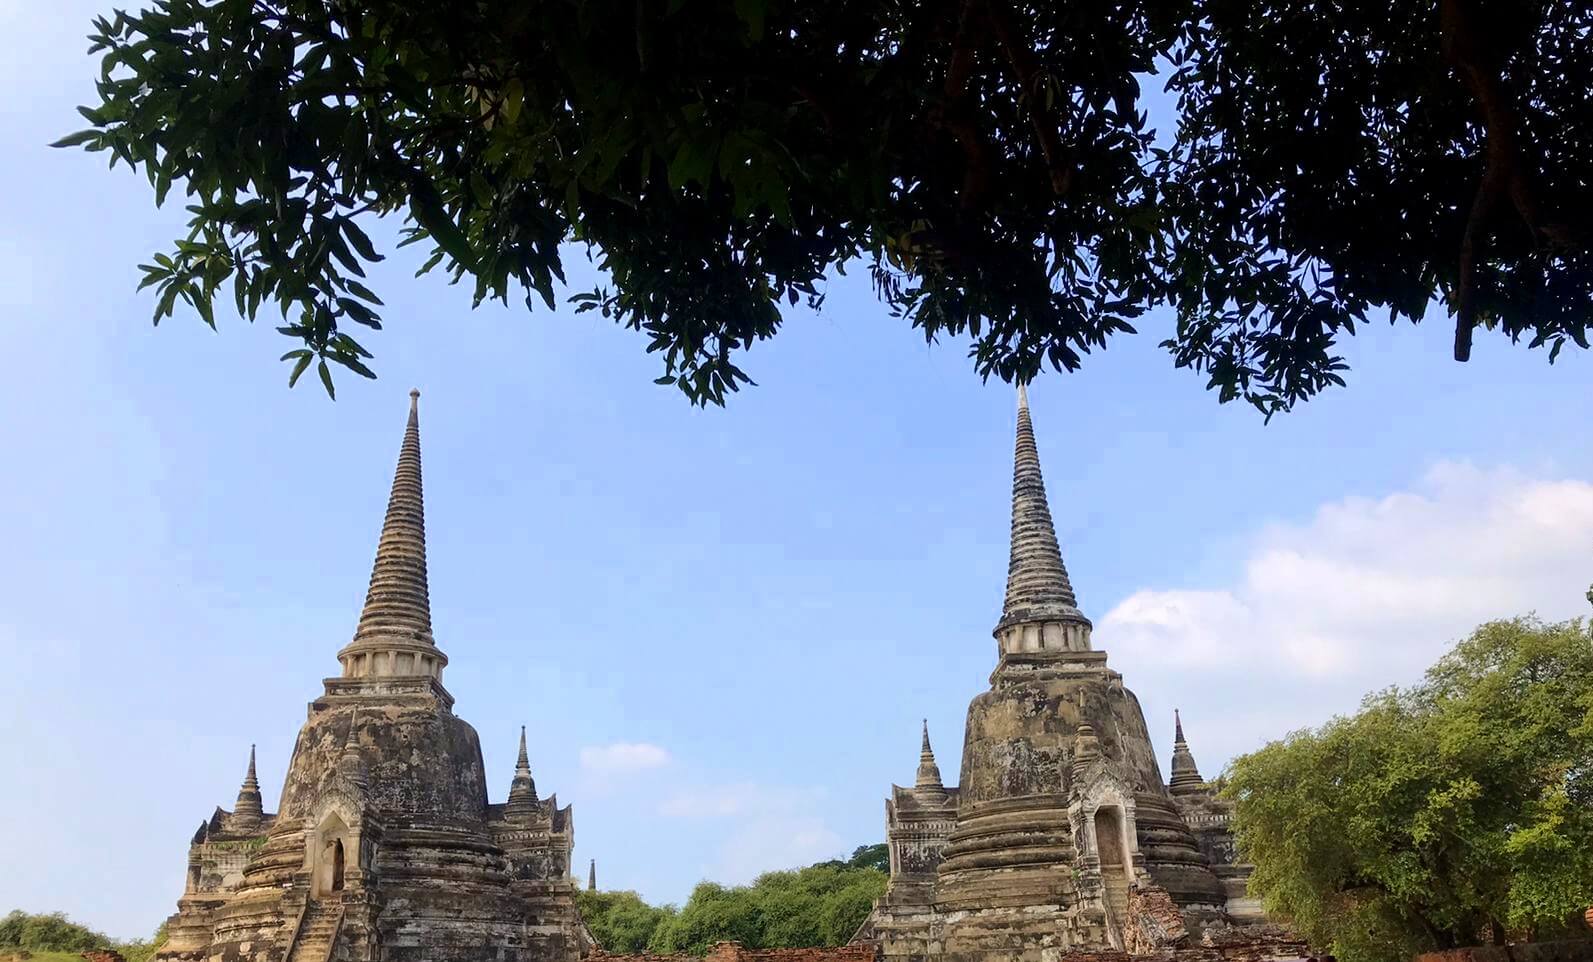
[657,782,843,883]
[1094,462,1593,772]
[657,782,768,818]
[578,741,671,775]
[714,813,843,884]
[1099,462,1593,682]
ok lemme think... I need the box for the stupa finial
[1168,710,1206,795]
[996,382,1089,638]
[506,726,540,819]
[233,743,263,823]
[914,720,945,795]
[352,392,435,648]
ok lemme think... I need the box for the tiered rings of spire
[995,383,1092,656]
[334,389,450,684]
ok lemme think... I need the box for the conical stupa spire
[337,707,368,791]
[506,725,540,820]
[588,859,597,891]
[915,720,943,790]
[1168,709,1205,795]
[996,384,1089,637]
[352,389,434,647]
[233,744,263,823]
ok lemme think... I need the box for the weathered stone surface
[592,942,877,962]
[154,394,587,962]
[861,387,1306,962]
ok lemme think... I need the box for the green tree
[648,882,764,954]
[646,856,886,953]
[0,911,24,947]
[575,889,677,954]
[118,920,171,962]
[55,1,1591,409]
[1225,617,1593,962]
[0,910,113,953]
[844,844,890,874]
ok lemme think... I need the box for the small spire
[338,708,368,790]
[506,725,540,819]
[352,392,435,648]
[914,720,946,796]
[997,383,1089,634]
[588,858,597,891]
[233,743,263,824]
[1168,710,1205,795]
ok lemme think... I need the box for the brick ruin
[154,391,589,962]
[592,944,877,962]
[854,385,1309,962]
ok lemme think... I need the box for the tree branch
[941,0,993,208]
[984,0,1071,196]
[1439,0,1572,361]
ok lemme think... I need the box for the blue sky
[3,0,1592,942]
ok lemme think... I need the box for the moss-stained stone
[155,394,587,962]
[860,387,1304,962]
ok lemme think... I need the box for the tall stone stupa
[155,392,588,962]
[861,385,1261,962]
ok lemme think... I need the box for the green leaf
[50,129,100,148]
[317,358,336,399]
[343,279,385,305]
[503,78,524,123]
[340,218,383,262]
[287,352,314,387]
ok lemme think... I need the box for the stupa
[861,386,1267,962]
[155,392,587,962]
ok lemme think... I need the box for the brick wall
[592,942,877,962]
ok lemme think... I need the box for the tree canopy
[0,910,166,962]
[56,0,1591,408]
[575,889,679,955]
[1224,617,1593,962]
[577,846,887,955]
[649,859,886,954]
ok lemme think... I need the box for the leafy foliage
[0,910,112,953]
[575,890,678,954]
[1162,1,1593,404]
[56,0,1591,409]
[0,910,165,960]
[648,860,886,954]
[836,844,890,874]
[1225,617,1593,962]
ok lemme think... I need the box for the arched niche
[308,811,354,898]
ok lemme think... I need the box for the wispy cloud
[1094,462,1593,770]
[1098,462,1593,682]
[579,741,672,775]
[658,781,842,883]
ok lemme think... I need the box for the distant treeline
[0,911,164,962]
[577,844,889,955]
